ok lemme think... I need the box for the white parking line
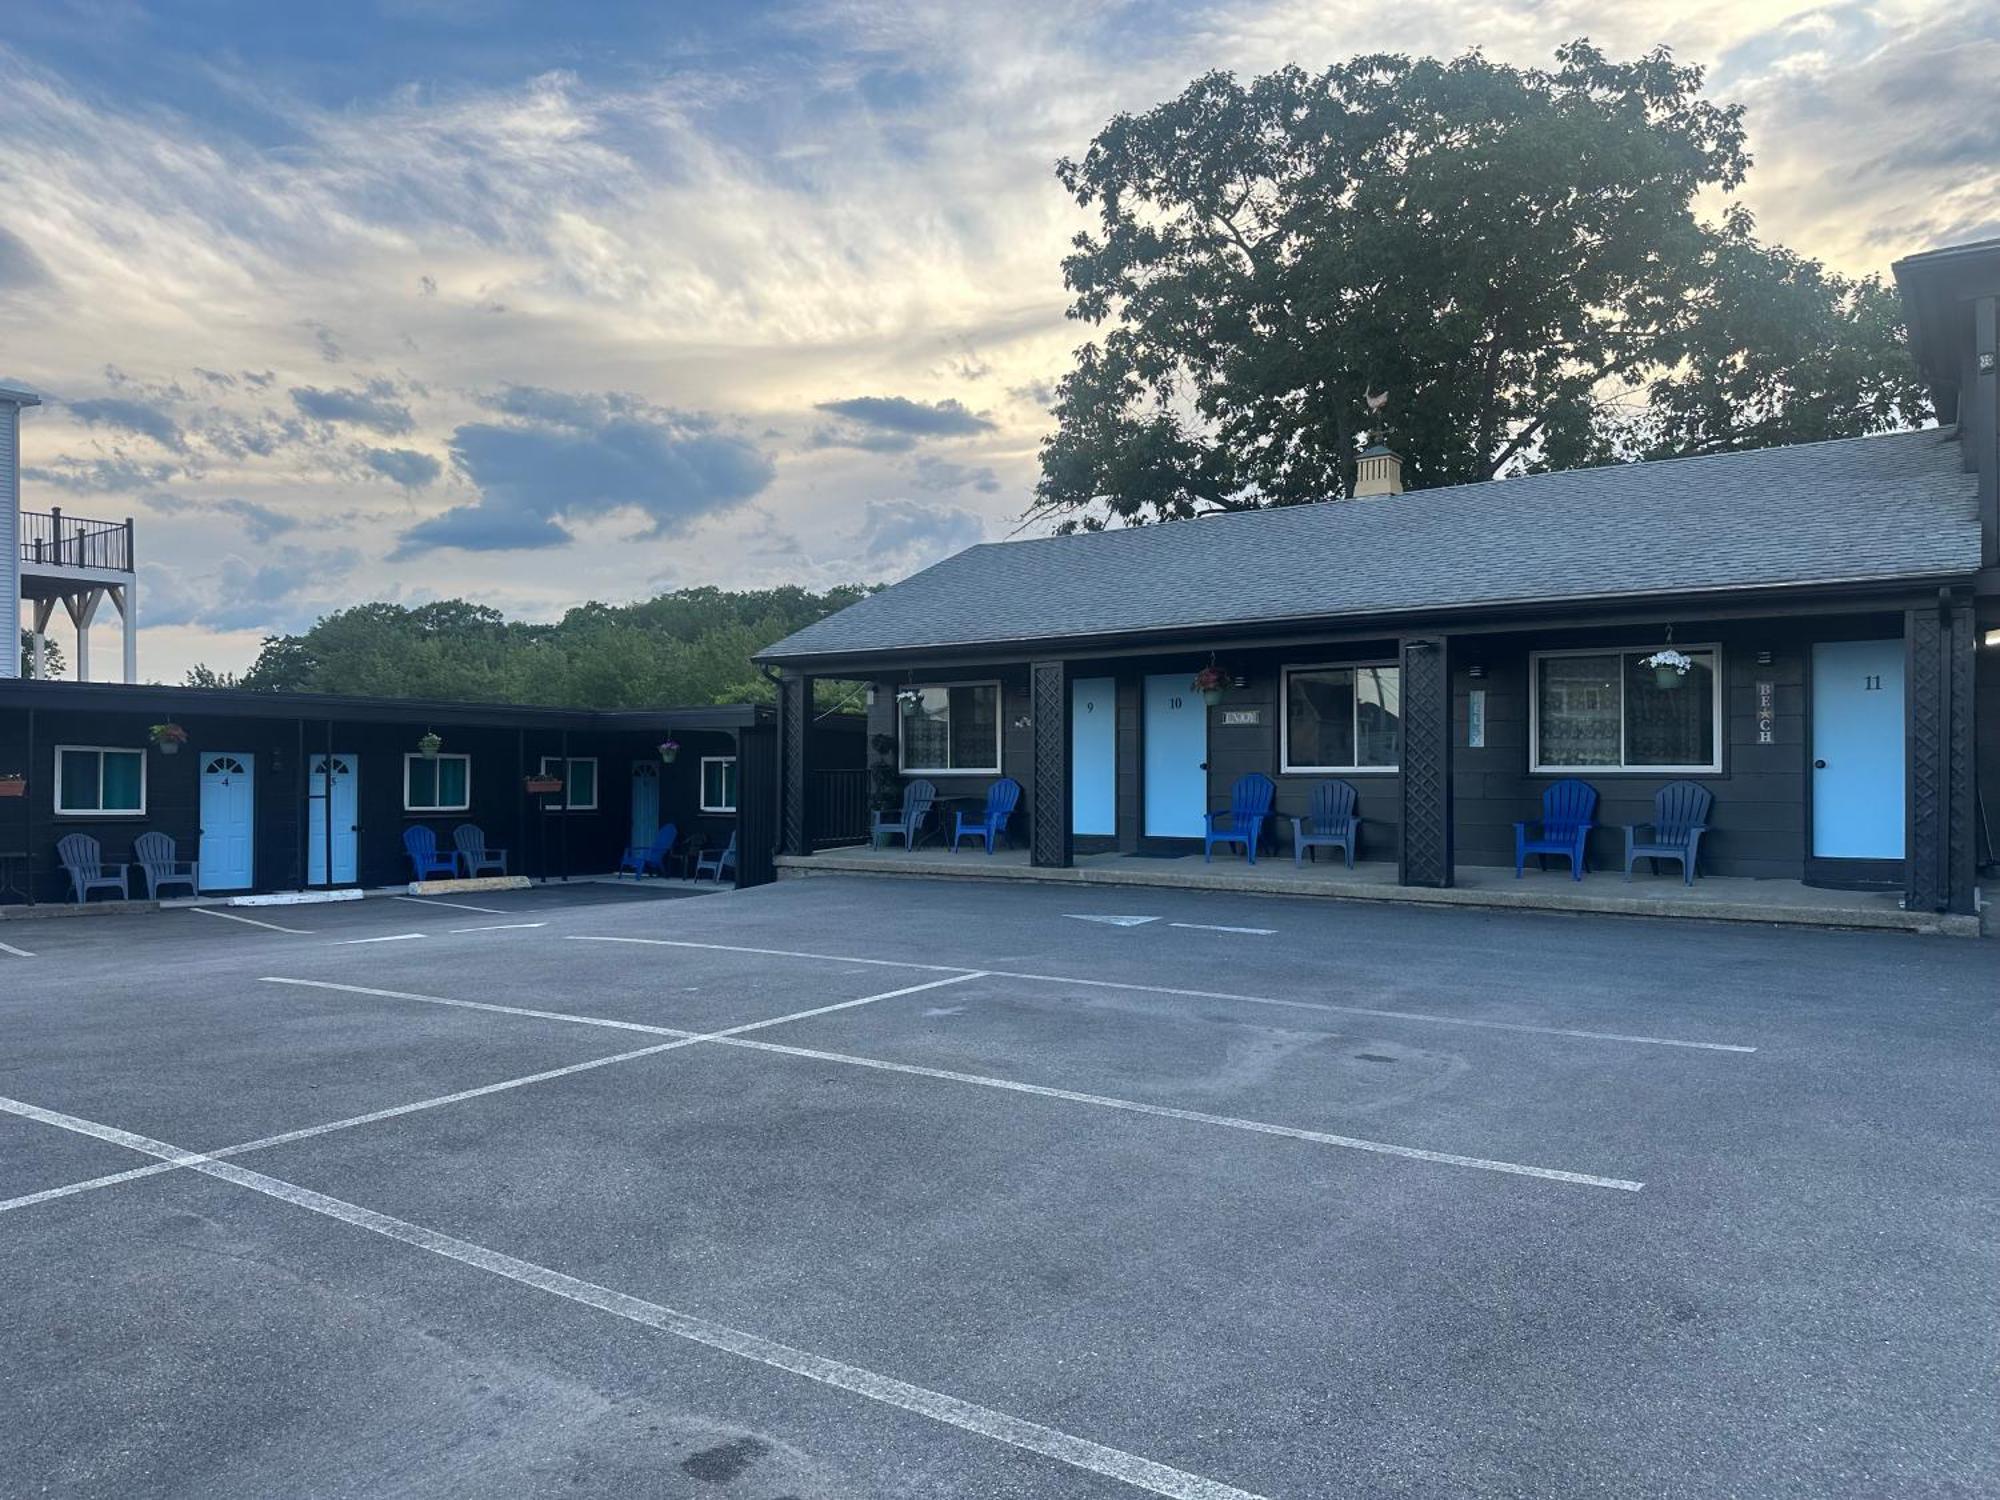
[566,934,975,973]
[192,908,312,935]
[7,972,991,1221]
[0,940,34,959]
[1168,923,1275,935]
[448,923,547,934]
[565,935,1754,1053]
[343,933,426,945]
[394,896,507,915]
[0,1093,1266,1500]
[260,976,1634,1189]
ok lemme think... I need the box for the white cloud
[0,0,1984,680]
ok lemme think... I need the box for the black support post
[1030,659,1071,868]
[777,671,811,858]
[735,724,779,888]
[1397,635,1454,888]
[1906,597,1977,915]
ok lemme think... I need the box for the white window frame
[53,745,148,817]
[699,755,739,814]
[536,755,599,812]
[896,679,1003,776]
[1279,663,1403,774]
[403,752,472,813]
[1529,643,1725,775]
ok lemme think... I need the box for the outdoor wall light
[1984,629,2000,649]
[1466,663,1486,679]
[1756,650,1774,665]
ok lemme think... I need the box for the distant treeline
[184,586,872,708]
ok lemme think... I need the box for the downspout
[1933,587,1956,913]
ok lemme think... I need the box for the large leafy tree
[1034,42,1926,529]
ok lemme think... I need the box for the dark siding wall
[1,706,300,902]
[0,709,752,901]
[1188,652,1404,861]
[826,610,1906,882]
[868,670,1033,844]
[1453,627,1831,879]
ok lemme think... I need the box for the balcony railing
[19,508,133,572]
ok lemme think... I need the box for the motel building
[760,238,2000,935]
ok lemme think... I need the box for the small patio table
[0,850,28,906]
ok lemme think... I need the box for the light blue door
[307,754,357,885]
[1812,640,1905,859]
[1072,677,1116,836]
[631,761,661,848]
[199,752,255,891]
[1143,673,1207,838]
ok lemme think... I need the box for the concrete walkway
[778,845,1982,937]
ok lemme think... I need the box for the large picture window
[898,682,1002,774]
[1531,646,1722,773]
[404,753,471,812]
[55,746,146,816]
[1282,665,1401,772]
[537,756,598,811]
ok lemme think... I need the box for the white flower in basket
[1640,648,1696,689]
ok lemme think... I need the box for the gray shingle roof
[761,427,1980,662]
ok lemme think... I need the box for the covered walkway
[776,845,1979,936]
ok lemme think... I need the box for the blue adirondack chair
[951,778,1022,854]
[1290,780,1360,869]
[452,824,508,877]
[617,822,679,880]
[57,833,130,904]
[872,779,936,850]
[1204,773,1276,864]
[134,831,199,899]
[1623,782,1713,886]
[402,825,456,880]
[694,832,737,882]
[1515,779,1598,880]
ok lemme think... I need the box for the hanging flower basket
[0,775,25,798]
[896,687,925,717]
[150,723,188,755]
[657,739,680,765]
[417,731,444,759]
[523,774,564,796]
[1640,649,1695,690]
[1190,664,1230,707]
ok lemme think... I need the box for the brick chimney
[1352,444,1404,498]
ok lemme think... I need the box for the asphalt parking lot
[2,875,1995,1499]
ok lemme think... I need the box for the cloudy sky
[1,0,1993,681]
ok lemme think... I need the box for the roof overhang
[1894,238,2000,422]
[0,680,790,733]
[758,569,1976,675]
[0,383,42,407]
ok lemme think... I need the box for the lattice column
[1030,660,1072,868]
[1906,602,1978,915]
[1398,635,1454,888]
[776,671,811,859]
